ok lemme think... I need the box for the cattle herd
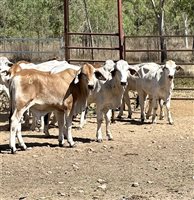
[0,56,182,154]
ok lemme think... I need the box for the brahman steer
[136,60,181,124]
[117,62,160,119]
[79,59,115,128]
[6,60,81,133]
[80,59,138,142]
[9,63,105,153]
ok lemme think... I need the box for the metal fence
[0,37,63,62]
[0,35,194,100]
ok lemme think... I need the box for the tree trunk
[150,0,167,63]
[183,13,189,48]
[192,37,194,55]
[83,0,94,60]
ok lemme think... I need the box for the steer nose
[88,85,94,90]
[121,82,127,86]
[168,75,174,80]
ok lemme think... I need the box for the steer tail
[8,78,16,128]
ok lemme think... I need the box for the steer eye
[8,63,13,67]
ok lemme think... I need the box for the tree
[149,0,167,62]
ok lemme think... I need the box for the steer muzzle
[168,75,174,80]
[88,84,94,90]
[121,82,127,86]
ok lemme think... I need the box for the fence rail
[0,36,194,100]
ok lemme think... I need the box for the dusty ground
[0,100,194,200]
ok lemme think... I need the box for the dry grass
[0,36,194,66]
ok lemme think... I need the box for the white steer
[136,60,182,124]
[81,59,138,142]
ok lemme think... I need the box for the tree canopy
[0,0,194,38]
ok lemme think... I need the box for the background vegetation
[1,0,194,64]
[1,0,194,38]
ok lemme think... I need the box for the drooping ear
[161,65,167,70]
[128,68,136,75]
[111,69,117,77]
[95,71,106,81]
[128,67,140,77]
[176,65,183,71]
[74,69,81,84]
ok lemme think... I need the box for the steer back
[9,68,78,114]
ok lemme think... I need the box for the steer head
[112,59,138,86]
[162,60,183,80]
[74,63,106,90]
[103,59,115,72]
[68,63,107,115]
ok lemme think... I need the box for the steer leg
[65,115,75,147]
[138,92,147,123]
[79,109,87,129]
[151,98,158,124]
[38,116,45,133]
[96,109,103,142]
[16,122,27,151]
[30,114,36,131]
[10,116,17,154]
[105,109,113,141]
[159,99,165,120]
[43,113,50,137]
[117,97,125,119]
[124,92,133,119]
[63,108,75,147]
[146,95,152,119]
[166,99,173,124]
[55,111,65,147]
[111,109,116,123]
[10,109,27,154]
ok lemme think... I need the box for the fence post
[64,0,70,62]
[117,0,124,60]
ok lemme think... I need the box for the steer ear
[111,69,117,77]
[128,67,140,77]
[95,70,106,81]
[161,65,166,70]
[176,65,183,71]
[74,69,81,84]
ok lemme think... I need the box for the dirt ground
[0,100,194,200]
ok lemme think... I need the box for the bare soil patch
[0,100,194,200]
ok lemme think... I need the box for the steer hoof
[69,142,76,148]
[128,115,132,119]
[96,139,103,143]
[111,119,116,123]
[117,115,122,119]
[20,146,27,151]
[11,148,17,154]
[59,142,64,147]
